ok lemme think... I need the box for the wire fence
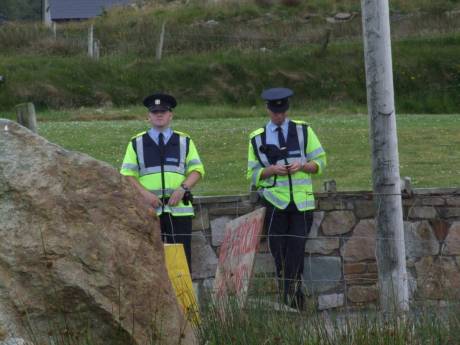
[1,12,460,57]
[156,191,460,306]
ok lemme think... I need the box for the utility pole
[360,0,409,314]
[42,0,52,27]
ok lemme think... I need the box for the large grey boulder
[0,120,196,345]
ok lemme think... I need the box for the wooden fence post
[156,21,166,61]
[15,103,38,133]
[93,40,100,60]
[52,22,57,39]
[88,24,94,58]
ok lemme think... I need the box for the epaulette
[173,130,190,138]
[292,119,310,126]
[130,131,147,140]
[249,127,265,139]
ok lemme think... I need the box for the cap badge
[155,99,161,105]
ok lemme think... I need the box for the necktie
[158,132,165,163]
[158,132,166,206]
[276,126,286,148]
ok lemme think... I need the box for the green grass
[197,299,460,345]
[5,107,457,195]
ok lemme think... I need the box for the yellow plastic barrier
[164,243,200,325]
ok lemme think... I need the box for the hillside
[0,0,459,113]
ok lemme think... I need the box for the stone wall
[190,188,460,310]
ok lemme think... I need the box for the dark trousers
[264,202,313,306]
[160,213,192,271]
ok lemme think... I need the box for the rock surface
[318,293,344,310]
[191,232,218,279]
[445,222,460,255]
[404,221,439,258]
[303,256,342,294]
[0,120,196,345]
[321,210,355,236]
[210,216,232,246]
[415,256,460,300]
[347,285,378,303]
[341,219,376,262]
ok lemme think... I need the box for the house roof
[51,0,133,20]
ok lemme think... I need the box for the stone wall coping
[195,188,460,204]
[413,188,460,195]
[195,194,250,205]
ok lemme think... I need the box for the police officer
[120,93,204,270]
[247,87,326,309]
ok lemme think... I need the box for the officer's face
[148,110,173,129]
[267,108,288,125]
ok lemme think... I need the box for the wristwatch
[180,183,190,192]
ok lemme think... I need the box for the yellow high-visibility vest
[120,130,205,216]
[247,120,326,211]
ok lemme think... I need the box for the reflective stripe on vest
[254,134,270,166]
[252,167,262,186]
[296,124,306,163]
[179,135,187,173]
[122,163,139,172]
[275,179,312,187]
[156,205,195,215]
[297,199,315,209]
[262,189,289,209]
[150,188,176,196]
[307,147,325,161]
[136,136,145,171]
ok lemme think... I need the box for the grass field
[3,107,458,195]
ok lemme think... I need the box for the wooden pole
[88,24,94,58]
[52,22,57,39]
[15,103,38,133]
[93,40,100,60]
[156,21,166,61]
[361,0,409,314]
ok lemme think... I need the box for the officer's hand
[270,164,289,176]
[287,161,302,173]
[168,189,185,206]
[143,191,162,208]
